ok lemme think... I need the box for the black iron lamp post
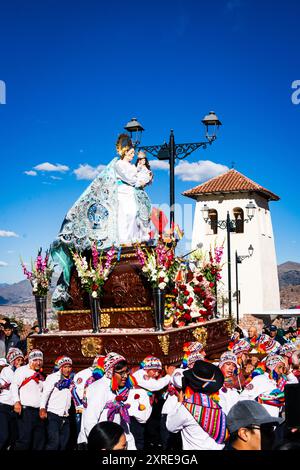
[201,203,256,319]
[124,112,222,228]
[235,244,254,324]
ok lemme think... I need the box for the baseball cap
[227,400,283,433]
[269,325,277,332]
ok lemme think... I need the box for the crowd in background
[1,316,300,451]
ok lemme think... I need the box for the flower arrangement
[136,241,180,290]
[164,243,224,328]
[21,248,54,296]
[71,244,116,298]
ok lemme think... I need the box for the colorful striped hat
[104,352,126,379]
[140,356,162,370]
[6,348,24,365]
[265,354,285,371]
[187,351,206,369]
[279,343,296,358]
[218,351,238,369]
[55,355,72,369]
[28,349,43,363]
[231,339,251,356]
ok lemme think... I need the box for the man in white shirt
[0,348,24,449]
[240,354,297,418]
[74,355,105,447]
[40,355,74,450]
[217,352,241,414]
[132,356,175,449]
[166,360,227,450]
[84,352,151,450]
[12,348,45,450]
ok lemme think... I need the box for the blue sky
[0,0,300,283]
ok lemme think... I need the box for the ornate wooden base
[27,318,231,373]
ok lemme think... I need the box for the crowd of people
[1,319,300,451]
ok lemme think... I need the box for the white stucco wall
[190,191,280,318]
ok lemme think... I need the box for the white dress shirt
[40,371,72,417]
[166,402,224,450]
[83,376,151,450]
[0,365,15,405]
[11,364,43,408]
[133,369,171,392]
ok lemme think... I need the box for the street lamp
[201,204,256,318]
[124,113,222,228]
[235,244,254,324]
[124,117,145,147]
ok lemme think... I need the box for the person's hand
[39,408,47,420]
[14,402,22,415]
[165,365,176,376]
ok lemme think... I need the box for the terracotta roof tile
[182,169,279,201]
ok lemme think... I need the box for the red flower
[187,297,193,307]
[172,288,178,295]
[92,284,98,291]
[179,284,186,291]
[183,313,191,321]
[196,275,203,282]
[179,305,184,311]
[134,394,140,400]
[209,282,215,288]
[193,286,202,295]
[183,290,189,296]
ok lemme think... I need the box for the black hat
[3,322,13,330]
[269,325,277,332]
[182,360,224,395]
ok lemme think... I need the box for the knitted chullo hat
[182,342,204,368]
[256,334,281,355]
[187,351,206,369]
[104,352,126,379]
[28,349,43,363]
[231,339,251,356]
[265,354,285,371]
[140,356,162,370]
[55,355,72,369]
[279,343,296,358]
[218,351,238,370]
[7,348,24,365]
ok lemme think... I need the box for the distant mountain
[278,261,300,287]
[0,275,59,305]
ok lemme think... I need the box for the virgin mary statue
[50,134,152,308]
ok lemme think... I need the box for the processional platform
[28,247,231,372]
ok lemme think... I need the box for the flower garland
[71,244,115,298]
[21,248,54,296]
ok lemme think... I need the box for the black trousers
[130,417,146,450]
[160,414,183,450]
[0,403,17,450]
[15,406,45,450]
[45,412,70,450]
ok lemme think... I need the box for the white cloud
[0,261,8,267]
[0,230,19,238]
[175,160,229,182]
[73,164,106,180]
[24,170,37,176]
[50,176,62,180]
[34,162,69,172]
[148,160,169,171]
[7,250,15,254]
